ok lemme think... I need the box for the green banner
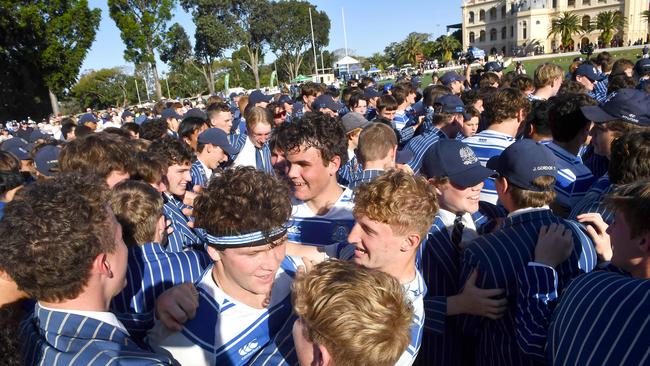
[270,70,277,88]
[224,73,230,92]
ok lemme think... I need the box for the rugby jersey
[148,257,303,366]
[463,130,517,205]
[348,169,385,190]
[403,126,448,174]
[288,188,355,247]
[543,141,596,214]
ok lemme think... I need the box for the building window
[480,9,485,21]
[510,25,514,38]
[469,32,475,43]
[501,5,506,18]
[489,7,497,21]
[568,0,575,6]
[536,20,541,25]
[598,0,606,2]
[501,27,507,39]
[490,28,497,41]
[523,21,527,39]
[480,30,486,42]
[582,15,590,29]
[553,0,557,7]
[583,0,590,5]
[469,11,475,23]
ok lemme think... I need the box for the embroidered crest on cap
[460,146,478,165]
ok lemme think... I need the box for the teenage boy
[190,128,236,188]
[206,101,234,133]
[337,112,368,187]
[392,84,417,132]
[529,63,564,101]
[459,139,597,366]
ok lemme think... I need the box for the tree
[70,68,137,110]
[0,1,100,119]
[593,11,626,46]
[548,12,585,50]
[268,0,330,81]
[159,23,192,70]
[108,0,175,100]
[397,33,427,66]
[433,34,462,62]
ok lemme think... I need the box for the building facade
[461,0,648,56]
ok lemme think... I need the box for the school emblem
[460,146,478,165]
[332,224,350,243]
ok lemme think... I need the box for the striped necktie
[451,214,465,248]
[255,148,265,171]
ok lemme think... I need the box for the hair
[139,118,168,141]
[558,79,588,95]
[147,136,193,168]
[237,95,249,115]
[391,84,415,105]
[377,95,398,112]
[121,122,140,137]
[500,71,516,88]
[611,59,635,77]
[547,93,598,142]
[604,180,650,238]
[130,151,167,185]
[568,60,583,75]
[347,90,368,110]
[206,101,231,121]
[274,113,348,167]
[0,151,23,198]
[179,117,207,140]
[74,124,93,138]
[102,127,132,139]
[353,169,438,240]
[524,100,552,139]
[360,76,375,89]
[60,122,76,140]
[594,51,613,73]
[608,131,650,185]
[599,120,642,141]
[534,63,565,88]
[479,72,500,88]
[0,174,112,302]
[110,180,163,246]
[507,175,557,208]
[59,132,133,179]
[510,74,534,94]
[194,167,291,239]
[357,123,397,165]
[245,106,273,132]
[292,259,414,366]
[464,105,481,120]
[423,85,452,108]
[483,87,530,125]
[207,95,223,107]
[300,82,324,98]
[607,74,637,94]
[460,89,482,108]
[153,101,166,116]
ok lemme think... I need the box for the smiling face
[436,180,484,214]
[249,122,272,148]
[347,215,404,273]
[285,145,339,203]
[209,111,233,133]
[165,163,191,196]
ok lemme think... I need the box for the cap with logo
[440,71,466,86]
[421,139,496,187]
[311,94,343,113]
[162,108,183,121]
[486,139,557,192]
[484,61,504,73]
[580,88,650,126]
[34,145,61,177]
[1,137,32,160]
[363,87,382,100]
[122,110,135,119]
[574,63,606,82]
[79,113,98,125]
[248,90,273,106]
[278,94,294,105]
[182,108,207,122]
[197,128,236,156]
[635,58,650,76]
[341,112,370,134]
[435,94,466,114]
[28,130,51,143]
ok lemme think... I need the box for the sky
[80,0,463,76]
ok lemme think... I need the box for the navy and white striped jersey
[21,304,174,366]
[547,267,650,366]
[162,193,204,253]
[459,208,597,366]
[189,159,210,189]
[111,242,211,342]
[337,155,361,187]
[348,169,385,190]
[396,270,427,366]
[543,141,597,213]
[148,257,303,366]
[568,175,616,224]
[581,144,609,179]
[288,188,355,247]
[416,203,506,366]
[463,130,516,205]
[403,126,448,173]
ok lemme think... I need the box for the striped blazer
[569,175,616,224]
[162,193,204,253]
[189,159,209,190]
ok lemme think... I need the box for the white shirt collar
[507,205,550,218]
[38,302,130,336]
[438,208,478,241]
[198,158,212,180]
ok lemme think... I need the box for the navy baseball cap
[440,71,466,85]
[364,88,381,99]
[484,61,503,73]
[228,92,238,99]
[486,139,557,192]
[396,149,414,165]
[34,145,61,177]
[580,88,650,126]
[383,83,394,93]
[182,108,207,122]
[162,108,183,120]
[312,94,343,112]
[122,110,135,119]
[197,128,236,156]
[574,63,606,82]
[421,140,496,187]
[634,58,650,76]
[435,94,466,114]
[278,94,294,105]
[79,113,98,125]
[248,90,273,106]
[1,136,30,153]
[28,130,50,143]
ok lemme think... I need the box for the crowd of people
[0,50,649,366]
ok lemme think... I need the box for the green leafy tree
[366,52,389,70]
[433,34,462,62]
[397,33,428,66]
[593,11,626,46]
[70,68,137,110]
[548,11,585,50]
[268,0,330,81]
[0,0,100,118]
[160,23,192,70]
[108,0,175,100]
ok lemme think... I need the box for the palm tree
[397,33,424,66]
[433,35,462,62]
[594,11,626,46]
[548,12,585,50]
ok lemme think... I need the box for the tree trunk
[248,46,260,89]
[48,89,60,116]
[150,61,163,100]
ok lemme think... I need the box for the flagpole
[342,7,349,57]
[309,7,319,79]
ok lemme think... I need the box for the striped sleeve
[423,296,447,334]
[515,263,558,362]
